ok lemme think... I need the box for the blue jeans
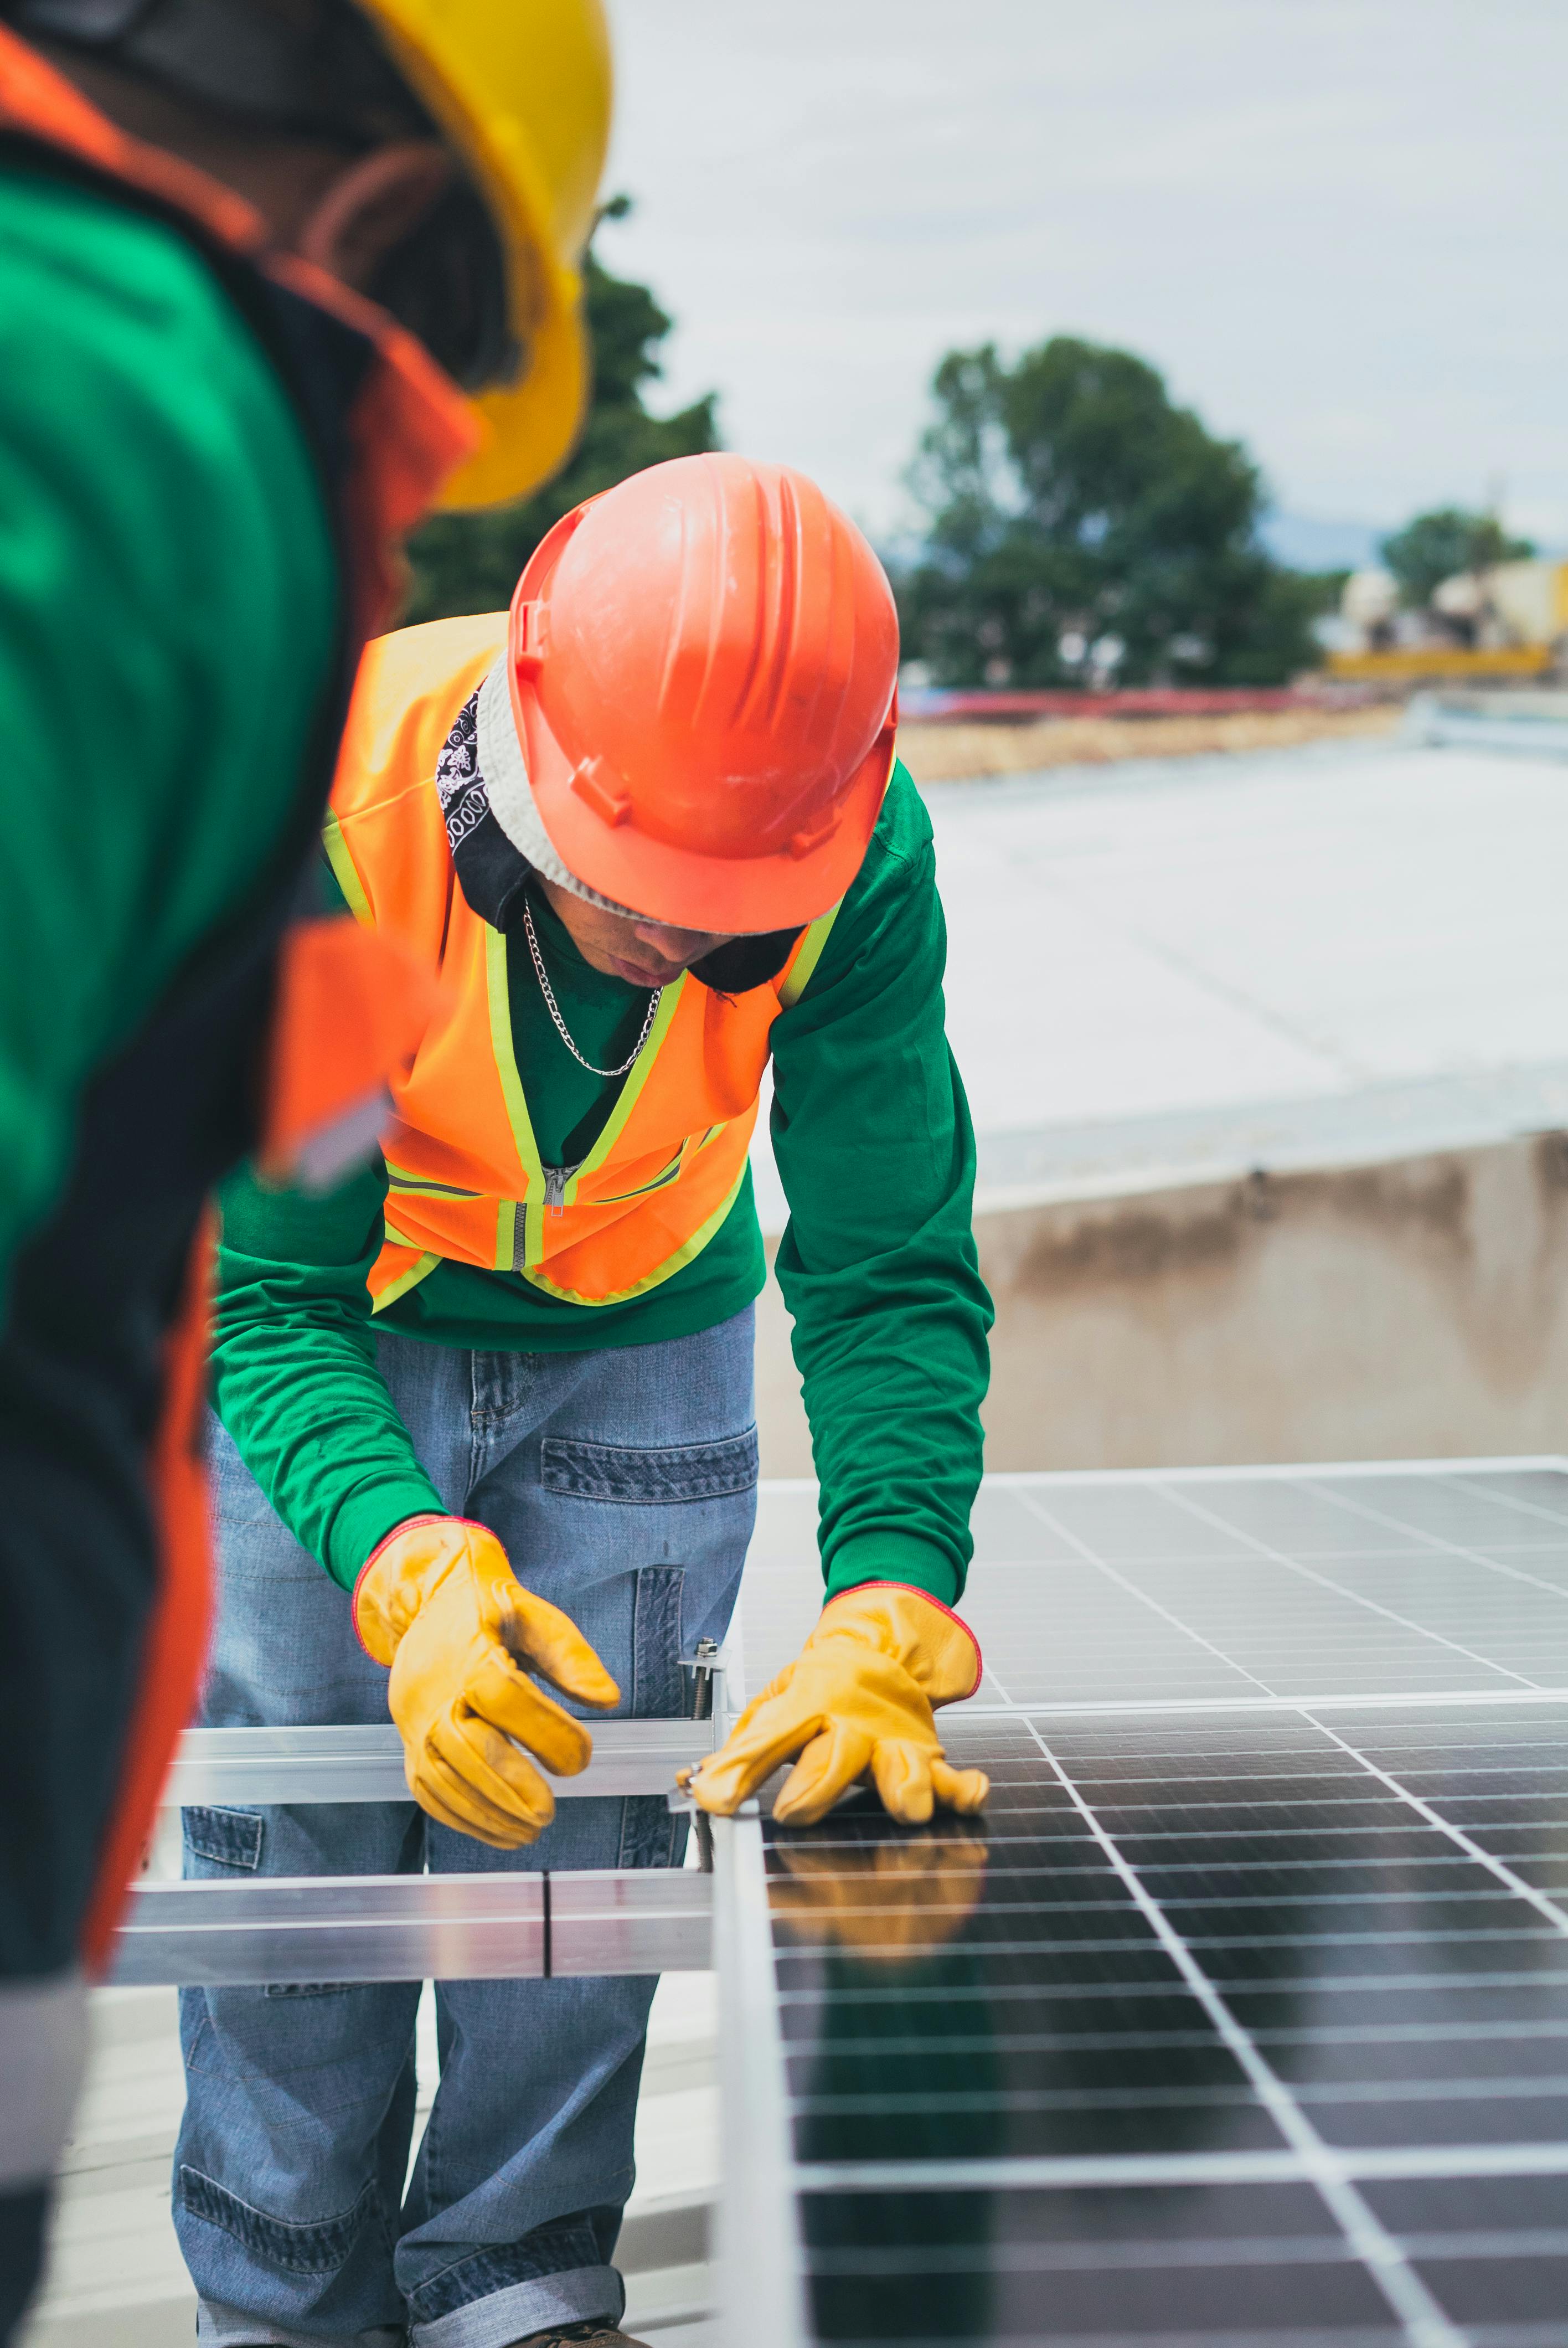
[174,1312,757,2348]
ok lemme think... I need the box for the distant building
[1328,557,1568,683]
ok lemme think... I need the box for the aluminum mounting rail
[111,1866,713,1987]
[165,1718,717,1808]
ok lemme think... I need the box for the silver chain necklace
[522,900,662,1078]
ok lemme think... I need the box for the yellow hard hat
[359,0,612,511]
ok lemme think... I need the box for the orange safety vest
[327,614,842,1314]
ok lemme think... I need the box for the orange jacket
[327,615,841,1312]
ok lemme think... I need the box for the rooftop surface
[753,737,1568,1224]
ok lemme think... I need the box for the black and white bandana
[435,686,533,931]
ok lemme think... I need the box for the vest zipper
[541,1161,581,1219]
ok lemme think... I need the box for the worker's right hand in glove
[353,1515,620,1848]
[685,1582,989,1826]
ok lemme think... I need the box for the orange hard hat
[505,453,900,932]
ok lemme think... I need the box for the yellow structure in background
[1328,643,1555,682]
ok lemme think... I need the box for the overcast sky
[598,0,1566,556]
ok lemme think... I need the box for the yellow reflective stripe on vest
[370,1248,440,1314]
[595,1146,687,1207]
[483,925,546,1264]
[385,1162,485,1202]
[323,811,374,927]
[778,902,841,1008]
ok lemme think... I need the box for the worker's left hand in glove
[684,1582,989,1826]
[354,1514,620,1848]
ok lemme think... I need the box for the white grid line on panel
[1017,1742,1568,1769]
[799,2021,1568,2056]
[1157,1481,1544,1692]
[848,2330,1405,2346]
[974,1458,1568,1489]
[785,1934,1546,1968]
[755,1458,1568,1503]
[1288,2074,1568,2109]
[787,2072,1568,2118]
[953,1687,1568,1720]
[806,2231,1568,2278]
[775,1969,1568,2008]
[1022,1715,1468,2348]
[790,2141,1568,2192]
[1300,1475,1568,1608]
[976,1543,1568,1569]
[892,1850,1568,1887]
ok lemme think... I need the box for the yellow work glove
[353,1515,620,1849]
[685,1583,989,1826]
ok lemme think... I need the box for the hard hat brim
[512,665,898,934]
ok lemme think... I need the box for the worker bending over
[188,452,993,2348]
[0,1,610,2334]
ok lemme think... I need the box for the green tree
[897,337,1320,688]
[1379,507,1535,609]
[403,198,718,624]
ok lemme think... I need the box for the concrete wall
[754,1131,1568,1475]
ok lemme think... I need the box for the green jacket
[0,167,336,1293]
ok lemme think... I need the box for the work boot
[512,2325,651,2348]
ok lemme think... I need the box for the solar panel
[726,1463,1568,2346]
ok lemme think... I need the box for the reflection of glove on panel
[770,1832,991,1958]
[687,1582,989,1827]
[354,1515,620,1849]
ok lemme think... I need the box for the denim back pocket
[182,1805,262,1871]
[540,1425,759,1505]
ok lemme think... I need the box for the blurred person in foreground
[0,1,610,2334]
[195,450,992,2345]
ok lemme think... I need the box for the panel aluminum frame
[550,1869,713,1977]
[127,1657,735,1987]
[166,1718,717,1808]
[112,1871,546,1987]
[112,1868,712,1987]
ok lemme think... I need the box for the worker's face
[536,877,737,988]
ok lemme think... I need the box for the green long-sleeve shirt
[0,169,337,1296]
[214,762,993,1603]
